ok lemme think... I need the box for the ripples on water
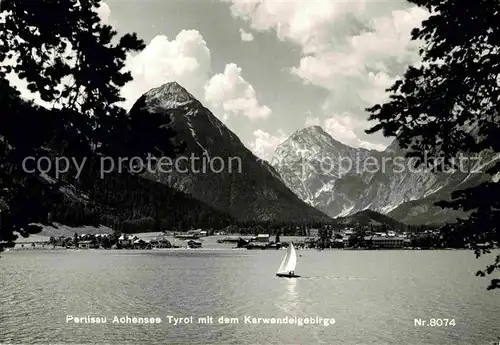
[0,249,499,344]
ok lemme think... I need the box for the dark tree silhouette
[0,0,181,251]
[0,82,65,248]
[318,227,332,249]
[366,0,500,289]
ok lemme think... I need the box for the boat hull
[276,273,300,278]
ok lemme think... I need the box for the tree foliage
[366,0,500,289]
[48,156,235,232]
[0,0,180,251]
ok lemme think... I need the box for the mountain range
[127,82,331,223]
[3,81,331,236]
[271,126,499,225]
[10,79,493,231]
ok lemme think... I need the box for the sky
[7,0,430,161]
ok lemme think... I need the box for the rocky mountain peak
[128,83,331,223]
[271,124,497,224]
[289,125,328,139]
[143,81,197,111]
[283,125,353,151]
[301,125,326,133]
[273,125,363,168]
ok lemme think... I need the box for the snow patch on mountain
[186,108,209,156]
[271,125,496,223]
[144,82,196,110]
[337,204,355,217]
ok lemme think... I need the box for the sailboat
[276,243,300,278]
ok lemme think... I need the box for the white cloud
[121,30,213,110]
[224,0,429,150]
[359,141,387,152]
[359,71,399,105]
[239,28,254,42]
[227,0,369,54]
[204,63,271,120]
[121,30,271,122]
[323,115,386,151]
[324,117,359,146]
[5,2,274,161]
[95,2,111,24]
[5,2,113,108]
[108,8,268,120]
[250,129,288,161]
[5,72,47,107]
[305,112,385,150]
[290,6,428,85]
[305,116,320,127]
[8,26,271,130]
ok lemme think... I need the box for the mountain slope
[0,93,235,234]
[128,82,331,223]
[333,210,407,231]
[40,156,236,233]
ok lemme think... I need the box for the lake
[0,248,498,344]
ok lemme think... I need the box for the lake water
[0,248,498,344]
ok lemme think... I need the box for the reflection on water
[286,277,297,294]
[275,277,299,314]
[286,277,298,309]
[307,275,377,280]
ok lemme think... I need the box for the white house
[255,234,270,243]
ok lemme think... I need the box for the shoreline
[6,234,489,252]
[3,246,474,252]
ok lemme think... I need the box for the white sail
[277,243,297,274]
